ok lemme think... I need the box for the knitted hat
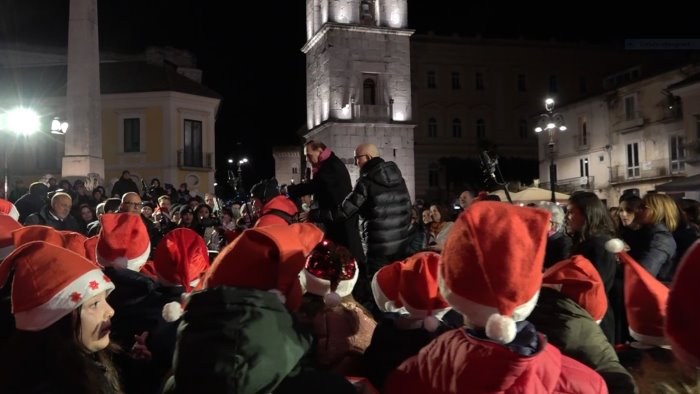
[0,199,19,220]
[439,202,550,344]
[250,178,280,204]
[155,228,210,321]
[606,239,668,347]
[0,241,114,331]
[0,214,22,260]
[205,223,323,311]
[83,236,99,265]
[542,255,607,322]
[300,239,358,306]
[96,213,150,271]
[372,252,451,332]
[666,241,700,366]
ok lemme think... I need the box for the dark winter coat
[103,267,178,394]
[629,223,676,280]
[333,157,412,274]
[163,286,354,394]
[572,234,617,344]
[528,287,637,394]
[362,316,449,390]
[544,230,573,269]
[287,152,364,263]
[110,178,139,198]
[23,205,81,232]
[14,190,47,223]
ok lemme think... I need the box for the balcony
[177,150,213,171]
[684,140,700,164]
[352,104,391,122]
[610,158,684,185]
[540,176,595,194]
[615,111,644,133]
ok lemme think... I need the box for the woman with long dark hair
[0,242,122,393]
[566,191,617,344]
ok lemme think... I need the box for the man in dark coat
[111,170,140,198]
[13,181,48,223]
[287,140,364,264]
[23,191,81,232]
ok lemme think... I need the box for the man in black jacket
[287,140,365,265]
[24,191,81,232]
[324,143,412,278]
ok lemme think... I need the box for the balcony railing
[540,176,595,194]
[615,111,644,133]
[352,104,391,122]
[177,150,213,170]
[610,158,683,184]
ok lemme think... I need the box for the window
[579,77,588,94]
[475,72,484,91]
[360,0,375,24]
[626,142,640,178]
[124,118,140,153]
[184,119,203,167]
[548,75,558,93]
[452,118,462,138]
[427,71,436,89]
[624,95,636,121]
[427,118,437,138]
[363,78,377,105]
[429,168,439,187]
[476,119,486,139]
[579,158,589,177]
[694,115,700,139]
[517,74,526,92]
[519,119,528,139]
[578,116,588,147]
[451,72,461,90]
[292,167,298,174]
[670,135,686,173]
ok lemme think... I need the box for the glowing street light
[50,117,69,135]
[534,97,567,202]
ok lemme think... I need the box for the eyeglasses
[354,154,370,162]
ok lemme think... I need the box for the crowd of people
[0,140,699,393]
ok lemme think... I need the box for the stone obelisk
[62,0,104,182]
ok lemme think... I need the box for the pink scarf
[312,148,333,176]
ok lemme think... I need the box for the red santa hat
[666,241,700,366]
[83,236,99,265]
[439,202,550,344]
[60,231,88,258]
[542,255,608,322]
[0,241,114,331]
[0,214,22,260]
[300,239,358,306]
[96,213,150,271]
[606,239,668,347]
[0,199,19,221]
[371,260,404,313]
[372,252,450,332]
[12,225,66,248]
[205,223,324,311]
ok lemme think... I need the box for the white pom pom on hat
[162,301,184,322]
[423,316,440,332]
[323,291,342,306]
[605,238,626,253]
[485,313,517,344]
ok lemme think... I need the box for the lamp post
[226,157,249,200]
[534,98,567,203]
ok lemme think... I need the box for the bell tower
[302,0,414,198]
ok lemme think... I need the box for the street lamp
[50,117,69,135]
[534,97,567,203]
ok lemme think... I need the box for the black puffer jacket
[335,157,411,260]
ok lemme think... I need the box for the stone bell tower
[302,0,415,199]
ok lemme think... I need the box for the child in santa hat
[606,239,698,393]
[0,242,120,393]
[362,251,452,391]
[295,239,376,376]
[163,223,356,394]
[529,255,637,393]
[385,202,608,394]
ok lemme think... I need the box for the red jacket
[385,329,607,394]
[254,195,298,227]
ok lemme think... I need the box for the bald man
[24,191,81,232]
[323,143,412,278]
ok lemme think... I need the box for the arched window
[363,78,376,105]
[476,119,486,139]
[452,118,462,138]
[428,118,437,138]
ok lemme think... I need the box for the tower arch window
[363,78,377,105]
[452,118,462,138]
[476,119,486,140]
[428,118,437,138]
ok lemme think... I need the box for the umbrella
[512,187,570,202]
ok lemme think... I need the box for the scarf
[311,148,333,176]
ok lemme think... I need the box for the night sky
[0,0,695,187]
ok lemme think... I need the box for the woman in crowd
[427,204,453,252]
[633,193,677,281]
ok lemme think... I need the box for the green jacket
[529,287,638,394]
[163,286,312,394]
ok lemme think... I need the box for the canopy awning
[655,174,700,192]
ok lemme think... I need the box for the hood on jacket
[362,158,405,188]
[167,286,312,394]
[262,195,298,216]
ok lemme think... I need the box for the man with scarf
[287,140,365,270]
